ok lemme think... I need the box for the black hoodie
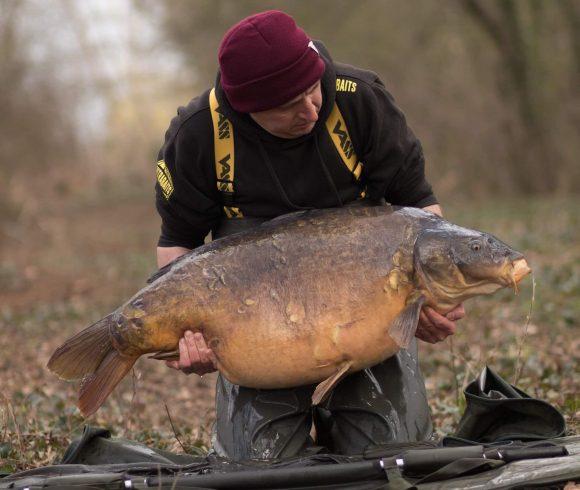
[155,43,437,249]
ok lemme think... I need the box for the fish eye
[471,242,482,252]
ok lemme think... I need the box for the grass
[0,190,578,473]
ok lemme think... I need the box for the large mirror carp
[48,204,531,417]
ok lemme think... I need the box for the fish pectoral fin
[312,360,353,406]
[389,294,426,349]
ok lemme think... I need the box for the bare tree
[0,1,80,173]
[460,0,579,193]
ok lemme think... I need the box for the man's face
[249,81,322,139]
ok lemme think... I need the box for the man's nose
[300,97,319,122]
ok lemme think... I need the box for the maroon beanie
[218,10,325,113]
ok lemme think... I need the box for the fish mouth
[508,258,531,293]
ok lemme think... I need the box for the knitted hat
[218,10,325,113]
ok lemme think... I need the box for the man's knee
[213,375,314,459]
[321,347,433,453]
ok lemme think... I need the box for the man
[155,10,464,459]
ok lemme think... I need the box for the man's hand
[415,304,465,344]
[166,330,218,376]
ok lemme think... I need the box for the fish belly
[202,294,405,389]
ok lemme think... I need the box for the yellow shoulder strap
[209,88,243,218]
[325,102,366,198]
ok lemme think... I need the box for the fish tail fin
[47,314,115,380]
[78,351,137,417]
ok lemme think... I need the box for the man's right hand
[166,330,218,376]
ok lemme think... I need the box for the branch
[461,0,508,53]
[560,0,580,77]
[164,402,188,454]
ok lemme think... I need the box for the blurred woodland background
[0,0,578,471]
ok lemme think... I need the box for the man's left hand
[415,304,465,343]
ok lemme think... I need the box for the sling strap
[325,103,363,181]
[326,102,366,199]
[209,88,242,218]
[209,88,365,218]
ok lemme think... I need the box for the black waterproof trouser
[213,340,432,459]
[211,216,433,460]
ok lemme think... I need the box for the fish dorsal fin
[147,264,171,284]
[389,294,426,349]
[147,254,190,284]
[312,360,353,405]
[266,210,310,225]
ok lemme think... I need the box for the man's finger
[416,332,433,343]
[419,310,431,328]
[193,333,211,366]
[418,326,447,343]
[165,360,180,370]
[179,335,194,369]
[446,304,466,322]
[418,310,435,333]
[424,307,456,335]
[416,329,438,344]
[189,331,206,362]
[416,310,438,343]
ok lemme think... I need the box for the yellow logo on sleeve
[156,160,174,200]
[336,78,357,92]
